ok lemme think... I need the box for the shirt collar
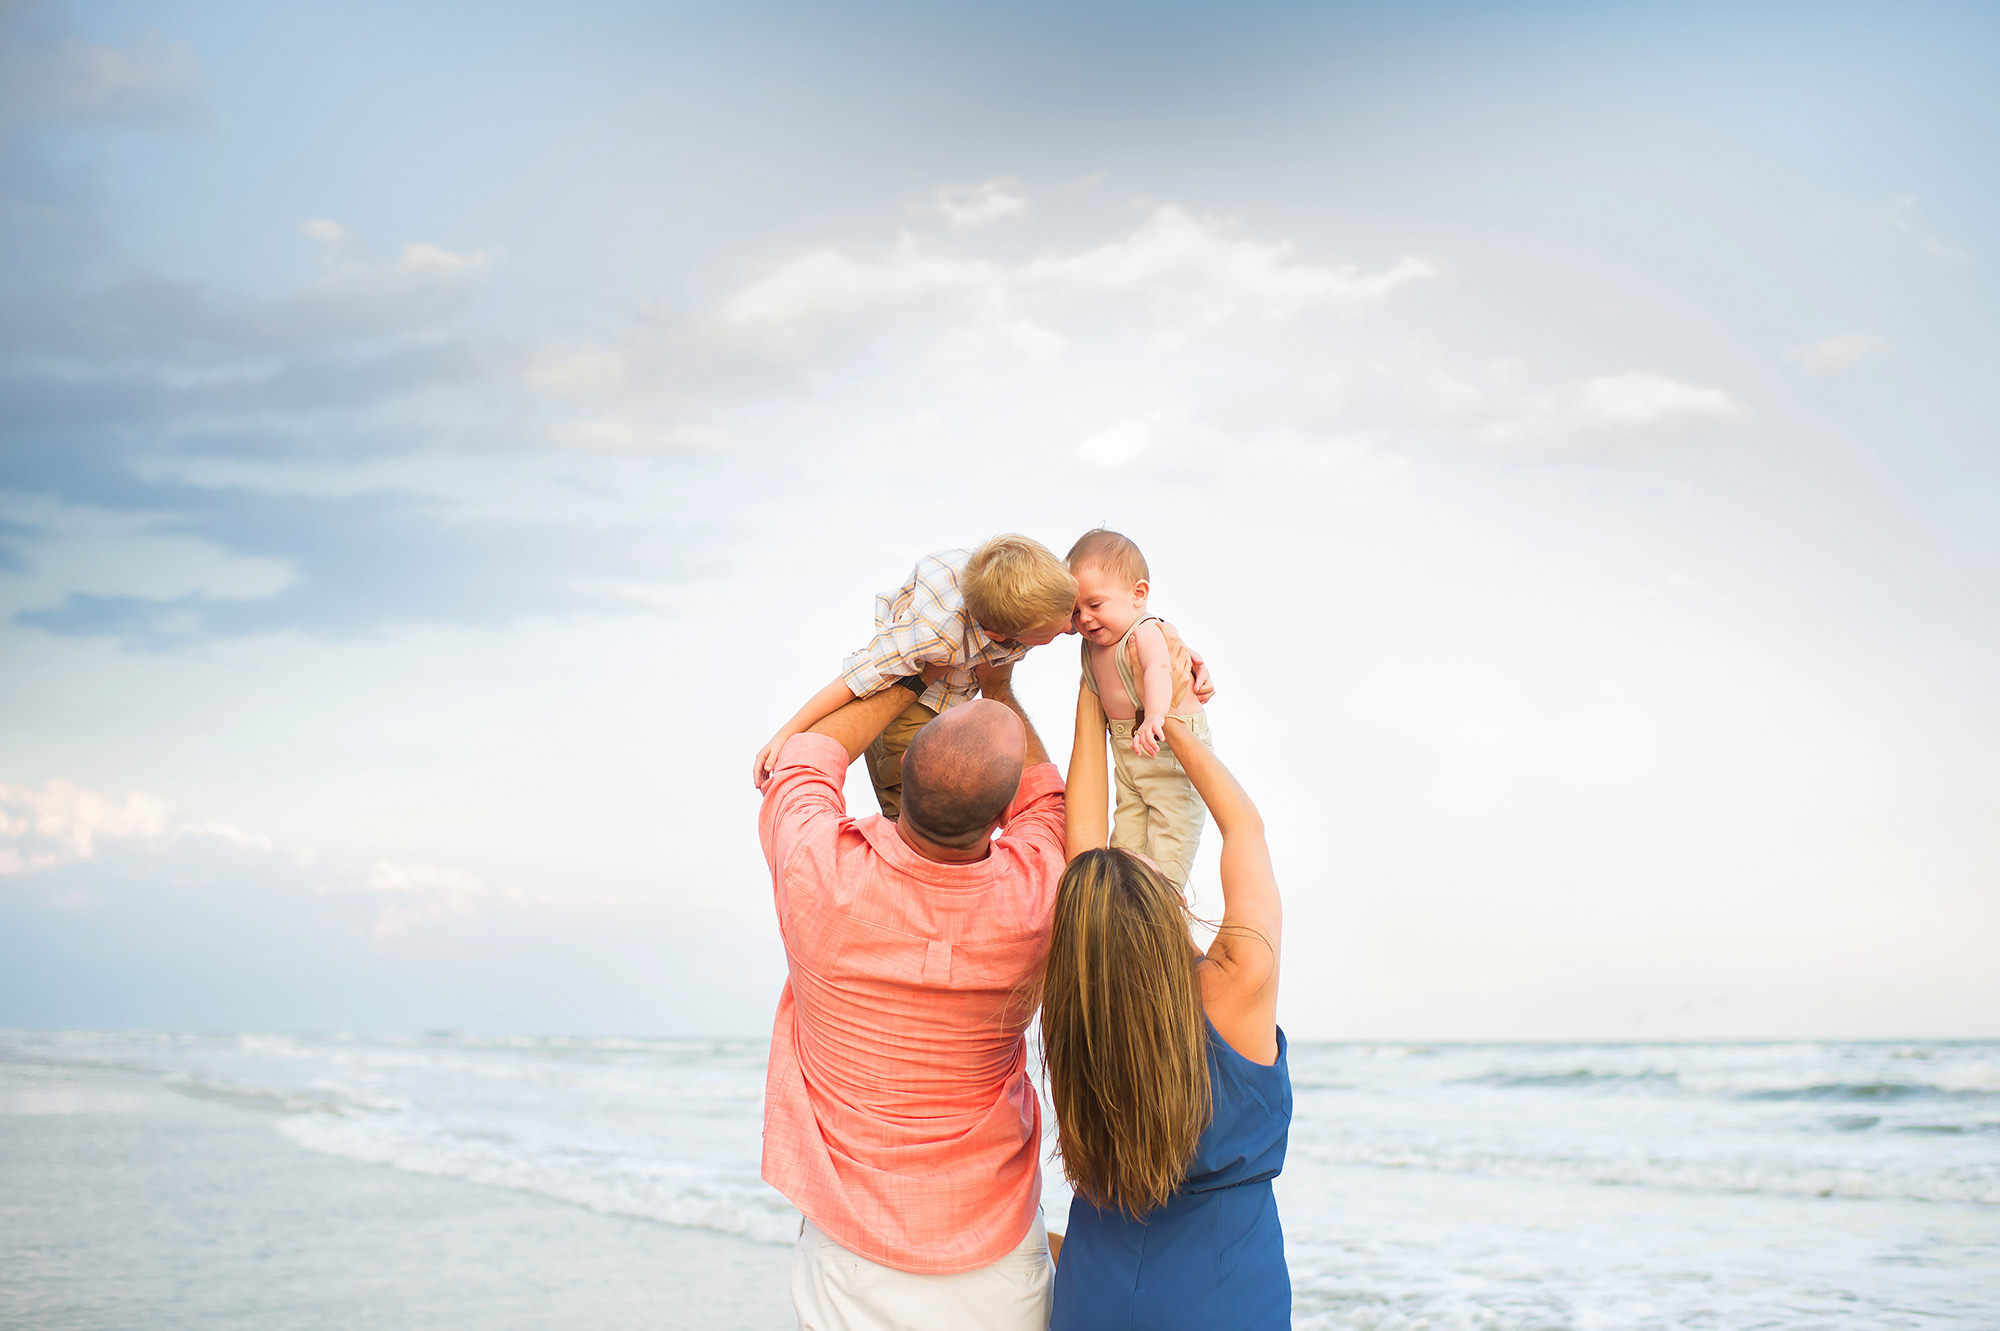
[854,814,1017,890]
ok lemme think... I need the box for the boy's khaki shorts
[1107,712,1213,888]
[864,699,939,821]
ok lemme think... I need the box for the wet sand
[0,1060,794,1330]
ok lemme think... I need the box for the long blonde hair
[1040,848,1211,1216]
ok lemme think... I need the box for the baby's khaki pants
[1107,713,1213,888]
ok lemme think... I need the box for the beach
[4,1032,1996,1329]
[1,1056,792,1330]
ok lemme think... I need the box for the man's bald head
[901,700,1028,848]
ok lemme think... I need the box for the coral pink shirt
[758,732,1066,1274]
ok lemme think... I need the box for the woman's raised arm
[1065,684,1110,861]
[1158,633,1282,1063]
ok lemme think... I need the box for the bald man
[757,663,1066,1331]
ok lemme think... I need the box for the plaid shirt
[840,549,1029,714]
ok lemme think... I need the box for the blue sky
[2,0,1995,1036]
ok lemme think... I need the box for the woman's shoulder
[1199,960,1283,1067]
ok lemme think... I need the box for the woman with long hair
[1043,635,1290,1329]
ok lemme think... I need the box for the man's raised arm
[806,683,923,767]
[973,662,1050,768]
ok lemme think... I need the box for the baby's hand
[1134,713,1166,757]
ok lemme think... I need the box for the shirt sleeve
[993,761,1067,886]
[757,733,853,920]
[840,615,954,699]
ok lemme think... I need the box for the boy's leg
[864,700,939,820]
[1107,721,1152,858]
[1134,715,1214,888]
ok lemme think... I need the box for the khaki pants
[863,699,939,820]
[791,1213,1052,1331]
[1108,713,1213,887]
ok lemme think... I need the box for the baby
[751,534,1078,819]
[1067,528,1214,888]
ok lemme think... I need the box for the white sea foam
[7,1031,1997,1329]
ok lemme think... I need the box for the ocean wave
[1740,1081,1997,1103]
[1286,1042,2000,1107]
[1457,1069,1682,1090]
[1287,1136,2000,1205]
[13,1031,1999,1240]
[277,1110,800,1245]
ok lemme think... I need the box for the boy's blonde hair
[1065,528,1149,586]
[962,534,1078,637]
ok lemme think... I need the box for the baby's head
[963,534,1078,648]
[1065,529,1150,647]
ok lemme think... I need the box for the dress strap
[1110,615,1163,721]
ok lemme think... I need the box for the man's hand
[973,660,1015,698]
[1190,649,1216,704]
[1164,627,1197,715]
[1126,622,1209,712]
[974,664,1050,767]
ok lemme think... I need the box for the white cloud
[1871,196,1966,264]
[0,778,274,871]
[1568,372,1739,432]
[1077,419,1154,469]
[720,204,1434,348]
[1032,206,1434,335]
[0,28,203,128]
[0,779,170,866]
[0,778,475,938]
[301,217,349,246]
[1431,366,1741,454]
[527,346,629,394]
[363,860,487,935]
[550,418,732,453]
[517,195,1739,475]
[1791,334,1885,375]
[300,220,492,287]
[931,178,1029,230]
[177,821,276,852]
[396,241,490,277]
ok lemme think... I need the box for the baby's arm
[1132,619,1176,757]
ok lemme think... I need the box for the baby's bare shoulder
[1132,617,1175,656]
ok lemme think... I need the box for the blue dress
[1050,1020,1292,1331]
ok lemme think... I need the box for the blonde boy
[752,535,1078,819]
[1068,529,1214,888]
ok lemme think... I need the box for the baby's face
[1071,562,1147,645]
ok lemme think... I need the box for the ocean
[3,1031,1995,1329]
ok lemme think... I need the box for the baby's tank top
[1080,614,1164,719]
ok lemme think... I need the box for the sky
[1,0,1995,1039]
